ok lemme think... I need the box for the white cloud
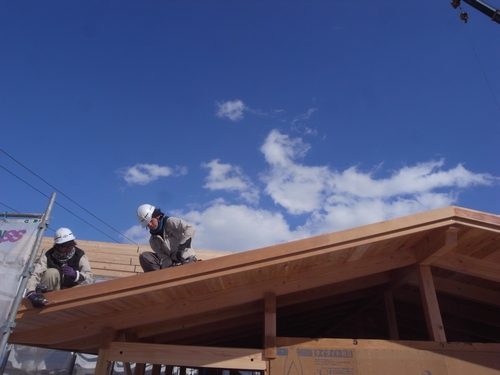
[291,107,317,125]
[182,202,300,252]
[202,159,259,204]
[123,129,497,253]
[122,225,150,245]
[119,164,187,185]
[260,130,495,217]
[260,130,327,214]
[216,100,247,121]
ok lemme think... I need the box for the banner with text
[0,219,40,323]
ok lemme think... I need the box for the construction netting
[0,219,41,328]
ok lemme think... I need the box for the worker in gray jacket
[136,204,197,272]
[26,227,93,308]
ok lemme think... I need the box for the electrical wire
[460,20,500,111]
[0,164,125,243]
[0,152,139,244]
[0,202,19,213]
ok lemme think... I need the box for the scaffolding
[0,193,56,363]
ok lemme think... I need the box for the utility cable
[1,164,117,242]
[0,202,19,213]
[0,149,138,244]
[0,164,134,244]
[461,22,500,111]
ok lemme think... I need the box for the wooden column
[94,327,116,375]
[416,265,446,342]
[123,363,133,375]
[384,290,399,340]
[151,364,162,375]
[264,292,277,359]
[134,363,146,375]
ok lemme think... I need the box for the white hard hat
[54,228,76,244]
[137,204,155,227]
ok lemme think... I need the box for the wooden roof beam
[415,226,460,266]
[433,253,500,283]
[407,274,500,307]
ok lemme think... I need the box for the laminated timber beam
[102,342,266,371]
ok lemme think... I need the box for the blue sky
[1,0,499,252]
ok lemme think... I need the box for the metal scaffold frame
[0,193,56,365]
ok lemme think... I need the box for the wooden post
[416,265,446,342]
[94,327,116,375]
[384,290,399,340]
[123,363,133,375]
[134,363,146,375]
[151,364,162,375]
[264,291,277,359]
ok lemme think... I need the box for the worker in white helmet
[136,204,197,272]
[25,228,93,308]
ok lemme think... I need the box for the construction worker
[136,204,197,272]
[25,228,93,308]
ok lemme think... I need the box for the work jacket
[26,246,93,292]
[149,216,196,263]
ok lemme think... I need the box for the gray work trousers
[139,252,196,273]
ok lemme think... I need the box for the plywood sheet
[270,339,500,375]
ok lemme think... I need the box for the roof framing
[9,206,500,372]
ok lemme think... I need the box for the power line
[0,164,123,243]
[0,202,19,213]
[0,151,138,244]
[460,22,500,111]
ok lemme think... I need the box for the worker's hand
[61,265,77,280]
[27,292,48,308]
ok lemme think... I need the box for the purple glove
[27,292,48,308]
[61,265,77,280]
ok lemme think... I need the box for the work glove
[176,239,192,262]
[27,291,49,308]
[160,258,173,269]
[61,265,77,280]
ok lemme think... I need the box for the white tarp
[0,219,40,325]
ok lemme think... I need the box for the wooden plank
[416,265,446,342]
[106,342,266,370]
[92,261,137,272]
[272,338,500,375]
[276,337,500,352]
